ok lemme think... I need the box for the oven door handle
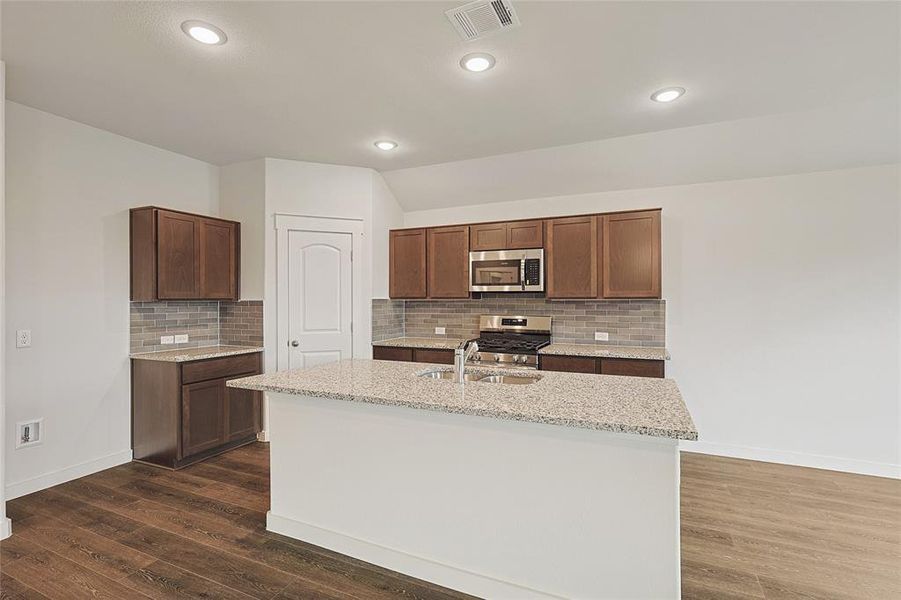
[520,259,526,291]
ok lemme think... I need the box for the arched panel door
[287,231,353,369]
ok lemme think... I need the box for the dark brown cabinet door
[427,226,470,298]
[601,210,661,298]
[199,219,238,299]
[157,210,200,299]
[546,216,598,298]
[470,223,508,251]
[182,379,225,458]
[507,220,544,249]
[225,381,262,441]
[389,229,427,298]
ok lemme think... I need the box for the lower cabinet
[539,354,664,378]
[182,379,227,459]
[372,346,455,365]
[132,352,263,469]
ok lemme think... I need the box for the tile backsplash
[373,295,665,348]
[372,299,405,342]
[220,301,264,347]
[130,300,264,354]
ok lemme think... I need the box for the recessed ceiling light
[650,87,685,103]
[374,140,398,151]
[460,53,496,73]
[181,20,227,45]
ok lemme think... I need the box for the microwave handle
[520,259,526,290]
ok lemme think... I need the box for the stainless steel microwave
[469,249,544,292]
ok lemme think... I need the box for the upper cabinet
[601,210,661,298]
[427,225,470,298]
[199,218,239,299]
[470,222,508,251]
[470,219,543,251]
[545,216,598,299]
[131,207,240,301]
[387,208,661,301]
[389,228,427,299]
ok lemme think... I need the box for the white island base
[267,392,681,599]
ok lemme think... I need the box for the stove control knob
[513,355,523,364]
[474,352,481,361]
[493,354,501,362]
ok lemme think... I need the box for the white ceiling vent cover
[446,0,521,41]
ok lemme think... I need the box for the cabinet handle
[290,340,300,347]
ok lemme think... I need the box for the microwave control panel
[524,259,542,286]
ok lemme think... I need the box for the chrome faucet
[453,340,479,383]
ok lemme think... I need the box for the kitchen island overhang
[230,360,697,600]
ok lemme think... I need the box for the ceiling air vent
[446,0,521,41]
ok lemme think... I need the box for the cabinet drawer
[539,355,599,374]
[599,358,665,378]
[182,353,262,384]
[372,346,413,362]
[412,348,455,365]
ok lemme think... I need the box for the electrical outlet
[435,327,446,335]
[16,419,42,449]
[160,335,175,345]
[174,334,189,343]
[594,331,609,341]
[16,329,32,348]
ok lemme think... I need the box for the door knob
[290,340,299,347]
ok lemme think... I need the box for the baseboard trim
[266,512,560,600]
[680,441,901,479]
[6,449,134,500]
[0,516,11,540]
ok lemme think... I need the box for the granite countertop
[130,345,264,363]
[373,337,465,350]
[540,344,671,361]
[229,359,697,441]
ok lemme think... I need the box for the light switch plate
[160,335,175,345]
[174,334,189,343]
[594,331,609,341]
[435,327,446,335]
[16,329,32,348]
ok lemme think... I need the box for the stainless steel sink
[418,370,484,382]
[418,370,541,385]
[477,374,540,385]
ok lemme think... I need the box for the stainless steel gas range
[466,315,551,369]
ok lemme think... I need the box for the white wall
[219,159,266,300]
[371,172,403,299]
[4,102,219,498]
[262,158,377,373]
[404,165,901,478]
[0,60,10,538]
[219,158,396,367]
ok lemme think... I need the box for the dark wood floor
[1,445,898,599]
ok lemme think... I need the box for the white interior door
[287,230,353,369]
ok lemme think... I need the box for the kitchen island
[229,359,696,599]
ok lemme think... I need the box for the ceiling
[383,98,900,211]
[2,1,898,170]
